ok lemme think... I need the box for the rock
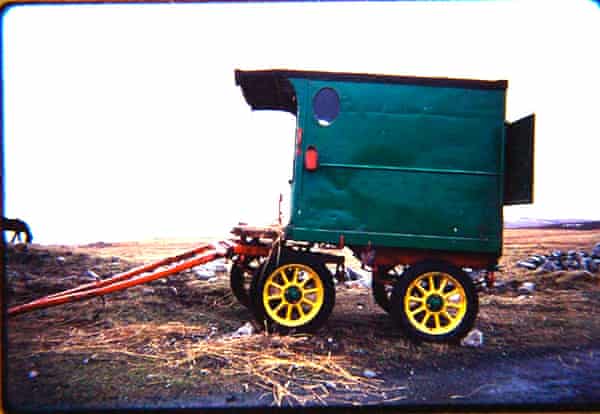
[518,282,535,294]
[232,322,254,337]
[540,260,560,273]
[56,256,66,264]
[582,257,599,273]
[516,261,537,270]
[492,280,508,293]
[460,329,484,347]
[195,270,215,281]
[85,270,101,281]
[324,381,337,390]
[28,370,39,379]
[529,255,546,266]
[325,337,343,353]
[363,369,377,379]
[357,303,365,310]
[345,267,361,281]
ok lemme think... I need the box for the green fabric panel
[287,77,506,255]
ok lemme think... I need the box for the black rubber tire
[372,266,404,313]
[372,281,392,313]
[390,260,479,343]
[230,263,251,308]
[250,251,335,334]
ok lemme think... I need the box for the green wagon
[232,68,535,342]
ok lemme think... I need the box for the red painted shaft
[45,244,213,299]
[8,246,225,317]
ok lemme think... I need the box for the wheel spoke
[415,284,428,297]
[266,293,282,301]
[296,304,305,318]
[301,272,315,286]
[444,289,460,299]
[303,288,319,295]
[438,277,448,293]
[428,274,436,292]
[408,305,426,316]
[302,298,315,307]
[272,301,286,315]
[409,289,426,301]
[442,310,454,322]
[268,281,284,290]
[422,312,431,327]
[434,313,441,329]
[285,303,293,321]
[279,270,290,284]
[291,267,299,283]
[446,302,464,310]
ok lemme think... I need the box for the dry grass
[6,228,600,408]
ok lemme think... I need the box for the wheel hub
[284,286,302,303]
[426,294,444,312]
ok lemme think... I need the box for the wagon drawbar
[8,69,535,344]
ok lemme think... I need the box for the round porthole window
[313,88,340,127]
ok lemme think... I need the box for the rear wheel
[250,253,335,333]
[390,261,478,343]
[372,265,404,313]
[230,257,263,308]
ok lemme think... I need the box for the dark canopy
[234,69,508,116]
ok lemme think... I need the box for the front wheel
[390,261,478,343]
[250,254,335,333]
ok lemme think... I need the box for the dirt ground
[4,229,600,409]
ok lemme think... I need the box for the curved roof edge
[235,69,508,114]
[235,70,298,114]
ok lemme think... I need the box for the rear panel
[287,78,506,255]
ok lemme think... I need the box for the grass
[6,229,600,408]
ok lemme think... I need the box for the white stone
[362,369,377,378]
[461,329,484,347]
[232,322,254,337]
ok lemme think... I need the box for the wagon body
[8,69,535,344]
[236,69,534,262]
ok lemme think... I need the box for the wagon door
[504,114,535,205]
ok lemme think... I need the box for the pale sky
[2,0,599,245]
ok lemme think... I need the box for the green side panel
[287,78,506,255]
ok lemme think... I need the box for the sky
[2,0,600,245]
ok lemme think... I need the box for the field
[5,229,600,409]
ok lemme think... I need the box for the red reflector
[305,146,318,171]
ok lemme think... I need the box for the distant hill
[505,218,600,230]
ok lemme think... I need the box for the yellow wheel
[250,253,335,333]
[391,261,478,342]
